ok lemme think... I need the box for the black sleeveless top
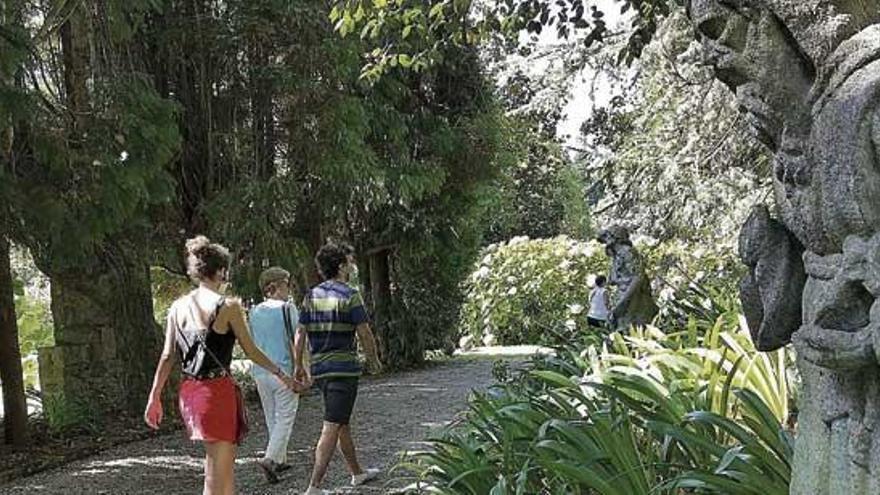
[175,296,237,378]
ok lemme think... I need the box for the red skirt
[178,376,241,444]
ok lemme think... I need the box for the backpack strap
[281,302,295,340]
[282,302,298,361]
[208,296,227,332]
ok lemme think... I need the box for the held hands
[294,366,312,385]
[280,366,311,393]
[279,373,311,393]
[144,397,163,430]
[277,373,299,391]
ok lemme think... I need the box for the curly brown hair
[185,235,231,283]
[315,242,354,280]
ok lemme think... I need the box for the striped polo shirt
[299,280,369,379]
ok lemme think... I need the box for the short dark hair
[595,275,607,287]
[315,242,354,280]
[185,235,231,282]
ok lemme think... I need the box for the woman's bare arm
[149,311,177,399]
[145,307,178,428]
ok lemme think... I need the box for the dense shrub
[459,236,608,346]
[461,234,747,347]
[483,116,592,245]
[399,310,795,494]
[150,266,192,326]
[644,239,746,326]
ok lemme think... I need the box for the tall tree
[149,0,510,365]
[0,0,29,447]
[2,0,180,419]
[580,11,770,244]
[0,237,28,447]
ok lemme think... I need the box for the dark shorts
[316,377,359,425]
[587,316,607,328]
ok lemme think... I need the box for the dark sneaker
[257,458,280,484]
[276,462,293,473]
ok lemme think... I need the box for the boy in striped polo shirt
[295,242,383,495]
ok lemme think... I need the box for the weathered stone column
[687,1,880,492]
[38,240,161,421]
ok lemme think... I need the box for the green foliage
[390,188,495,359]
[150,267,193,325]
[14,293,53,358]
[328,0,683,82]
[643,239,747,327]
[43,392,99,435]
[11,248,53,389]
[378,105,513,363]
[4,75,181,267]
[558,166,592,240]
[461,237,608,346]
[4,0,564,386]
[582,11,771,246]
[460,228,746,348]
[400,309,794,494]
[486,116,592,244]
[185,5,510,373]
[341,48,512,367]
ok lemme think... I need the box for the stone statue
[688,1,880,492]
[738,205,806,351]
[596,226,658,330]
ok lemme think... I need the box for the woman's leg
[204,441,237,495]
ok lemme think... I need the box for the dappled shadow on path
[0,358,503,494]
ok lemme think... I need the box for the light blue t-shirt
[249,299,298,378]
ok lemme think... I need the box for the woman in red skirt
[144,236,300,495]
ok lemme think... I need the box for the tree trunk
[0,237,28,446]
[59,2,90,132]
[293,202,324,288]
[368,249,392,364]
[0,0,30,445]
[249,36,276,181]
[369,250,391,325]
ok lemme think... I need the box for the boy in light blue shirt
[250,266,300,482]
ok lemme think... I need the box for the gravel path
[0,356,505,495]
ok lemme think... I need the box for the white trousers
[253,373,299,463]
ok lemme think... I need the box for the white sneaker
[303,487,331,495]
[351,467,381,486]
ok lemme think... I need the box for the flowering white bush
[460,236,608,345]
[460,234,745,346]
